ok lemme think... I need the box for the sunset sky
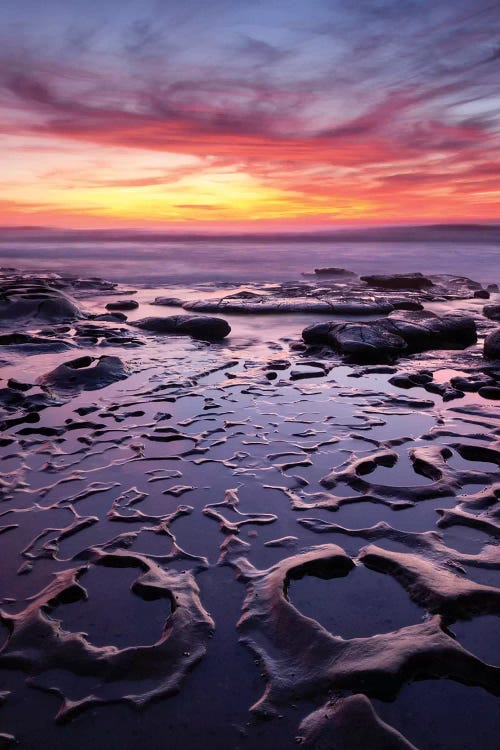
[1,0,499,231]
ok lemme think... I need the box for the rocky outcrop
[303,312,477,363]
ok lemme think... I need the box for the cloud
[0,0,499,226]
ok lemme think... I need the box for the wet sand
[0,266,499,749]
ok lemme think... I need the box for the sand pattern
[0,269,498,749]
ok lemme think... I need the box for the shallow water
[1,237,499,284]
[0,261,499,749]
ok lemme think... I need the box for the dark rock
[7,378,32,391]
[473,289,490,299]
[332,322,406,361]
[391,300,424,311]
[388,374,415,389]
[486,283,499,293]
[0,331,71,350]
[484,329,500,360]
[105,300,138,311]
[483,305,500,321]
[360,273,433,290]
[388,311,477,351]
[92,312,128,322]
[303,312,476,363]
[0,285,83,322]
[290,365,327,380]
[133,315,231,340]
[425,383,464,401]
[0,387,25,409]
[184,298,393,315]
[153,297,186,307]
[313,267,356,277]
[38,355,129,392]
[265,359,291,370]
[450,374,494,392]
[410,372,433,385]
[224,290,263,299]
[478,386,500,400]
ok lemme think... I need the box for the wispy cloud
[0,0,499,227]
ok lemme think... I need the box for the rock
[313,267,356,277]
[38,355,129,392]
[486,283,499,293]
[133,315,231,340]
[153,297,186,307]
[224,290,263,299]
[105,300,138,311]
[331,323,406,361]
[387,311,477,351]
[265,359,291,370]
[389,374,416,389]
[0,387,25,409]
[7,378,32,391]
[484,329,500,360]
[360,273,433,290]
[0,331,71,351]
[0,284,83,323]
[425,382,464,401]
[303,312,477,363]
[391,300,424,311]
[473,289,490,299]
[183,298,394,315]
[290,365,327,380]
[478,386,500,400]
[92,312,128,322]
[483,305,500,321]
[450,374,494,392]
[409,371,433,385]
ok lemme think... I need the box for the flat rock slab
[184,298,395,315]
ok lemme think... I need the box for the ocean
[0,238,498,285]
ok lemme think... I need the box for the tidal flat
[0,264,499,750]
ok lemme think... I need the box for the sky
[0,0,499,231]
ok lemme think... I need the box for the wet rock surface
[360,272,433,290]
[484,329,500,360]
[302,312,477,363]
[133,314,231,340]
[0,267,498,750]
[37,355,129,393]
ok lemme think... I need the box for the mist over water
[1,239,498,285]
